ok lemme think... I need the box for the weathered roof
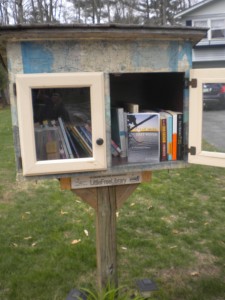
[0,23,207,70]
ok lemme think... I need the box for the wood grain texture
[96,186,118,290]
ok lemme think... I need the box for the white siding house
[175,0,225,68]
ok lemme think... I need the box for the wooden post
[72,184,139,291]
[60,171,152,291]
[95,186,117,290]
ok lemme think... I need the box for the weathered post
[60,175,150,290]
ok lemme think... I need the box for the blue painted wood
[21,42,53,73]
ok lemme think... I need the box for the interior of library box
[0,24,210,294]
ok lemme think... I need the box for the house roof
[0,23,207,70]
[175,0,216,19]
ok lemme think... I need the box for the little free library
[1,24,225,179]
[1,24,225,289]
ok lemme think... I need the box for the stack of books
[110,103,183,163]
[34,117,93,161]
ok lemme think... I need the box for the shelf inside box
[109,72,186,166]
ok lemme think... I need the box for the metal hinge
[185,78,197,89]
[184,145,196,155]
[13,83,17,96]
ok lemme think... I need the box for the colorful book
[160,115,167,161]
[159,111,172,161]
[166,110,178,161]
[70,126,92,157]
[65,127,80,158]
[127,113,160,163]
[76,125,92,148]
[177,112,183,160]
[166,110,183,161]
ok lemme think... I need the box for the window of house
[193,18,225,41]
[211,19,225,39]
[193,19,208,39]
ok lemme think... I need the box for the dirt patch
[193,192,210,201]
[157,251,220,287]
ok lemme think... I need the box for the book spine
[65,127,80,158]
[167,116,173,161]
[177,113,183,160]
[117,108,127,157]
[77,125,92,148]
[111,108,121,148]
[111,139,121,157]
[160,117,167,161]
[57,125,70,159]
[72,126,92,156]
[58,117,74,158]
[172,113,177,161]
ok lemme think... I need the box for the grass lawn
[0,107,225,299]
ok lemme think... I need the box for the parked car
[203,83,225,110]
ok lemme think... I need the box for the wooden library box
[1,24,225,183]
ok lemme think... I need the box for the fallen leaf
[130,203,135,207]
[169,246,177,249]
[24,236,32,240]
[191,271,200,277]
[31,242,37,247]
[12,243,18,247]
[25,212,31,214]
[116,212,119,218]
[71,239,81,245]
[61,210,68,215]
[121,247,127,250]
[84,229,89,237]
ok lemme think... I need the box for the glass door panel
[16,72,106,176]
[202,82,225,152]
[189,69,225,168]
[32,87,92,161]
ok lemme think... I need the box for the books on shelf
[110,105,183,163]
[127,113,160,163]
[34,118,93,161]
[164,110,183,161]
[33,102,183,164]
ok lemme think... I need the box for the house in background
[175,0,225,68]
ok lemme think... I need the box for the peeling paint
[18,40,192,74]
[21,42,53,73]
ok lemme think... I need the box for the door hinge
[13,83,17,96]
[185,78,197,89]
[184,145,196,155]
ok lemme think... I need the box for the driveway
[202,109,225,152]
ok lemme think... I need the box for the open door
[189,68,225,167]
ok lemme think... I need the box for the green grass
[0,107,225,299]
